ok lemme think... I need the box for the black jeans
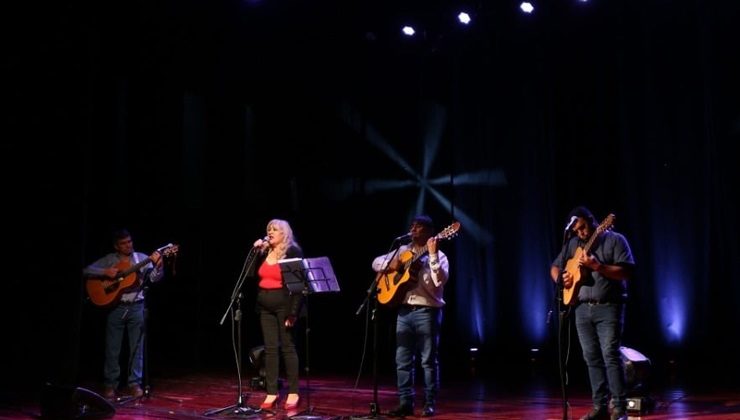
[258,289,300,394]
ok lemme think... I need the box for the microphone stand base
[204,403,260,417]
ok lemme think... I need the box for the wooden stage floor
[2,371,739,420]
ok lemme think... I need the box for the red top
[258,260,283,289]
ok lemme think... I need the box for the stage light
[520,2,534,13]
[457,12,471,25]
[401,26,416,36]
[248,346,267,390]
[621,346,655,415]
[248,345,283,391]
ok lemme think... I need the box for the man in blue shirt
[551,207,635,420]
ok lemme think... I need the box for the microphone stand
[350,240,403,420]
[118,255,182,406]
[204,246,262,417]
[556,229,573,420]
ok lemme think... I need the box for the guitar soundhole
[104,283,119,293]
[392,272,402,286]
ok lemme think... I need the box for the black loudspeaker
[40,383,115,420]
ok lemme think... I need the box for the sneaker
[580,406,609,420]
[128,384,144,398]
[421,404,435,417]
[387,404,414,417]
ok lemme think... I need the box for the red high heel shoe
[284,393,300,410]
[260,395,278,410]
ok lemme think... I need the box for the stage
[2,370,739,420]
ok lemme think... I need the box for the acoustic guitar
[562,214,615,305]
[86,244,179,308]
[376,222,460,306]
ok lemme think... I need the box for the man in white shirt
[372,215,449,418]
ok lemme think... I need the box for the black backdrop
[4,0,740,397]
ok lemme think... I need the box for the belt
[580,299,621,305]
[401,304,434,311]
[119,300,144,306]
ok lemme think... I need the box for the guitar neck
[120,257,153,277]
[405,245,429,267]
[404,230,452,268]
[583,227,604,254]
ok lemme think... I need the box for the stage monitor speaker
[40,382,115,420]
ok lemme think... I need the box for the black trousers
[257,289,300,394]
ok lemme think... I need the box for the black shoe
[101,386,115,400]
[387,404,414,417]
[580,406,609,420]
[421,404,435,417]
[128,384,144,398]
[610,408,628,420]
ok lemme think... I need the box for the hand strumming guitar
[561,270,574,289]
[561,252,600,289]
[578,253,601,272]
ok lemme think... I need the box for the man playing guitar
[371,215,450,418]
[82,229,165,400]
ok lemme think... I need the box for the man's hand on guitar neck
[427,236,438,254]
[149,250,163,267]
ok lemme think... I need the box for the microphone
[564,216,578,231]
[394,232,412,241]
[253,236,270,248]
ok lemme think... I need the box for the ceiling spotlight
[401,26,416,36]
[457,12,471,25]
[520,2,534,13]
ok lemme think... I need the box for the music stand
[279,257,340,420]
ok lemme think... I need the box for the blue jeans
[104,302,145,388]
[395,306,442,407]
[575,302,626,410]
